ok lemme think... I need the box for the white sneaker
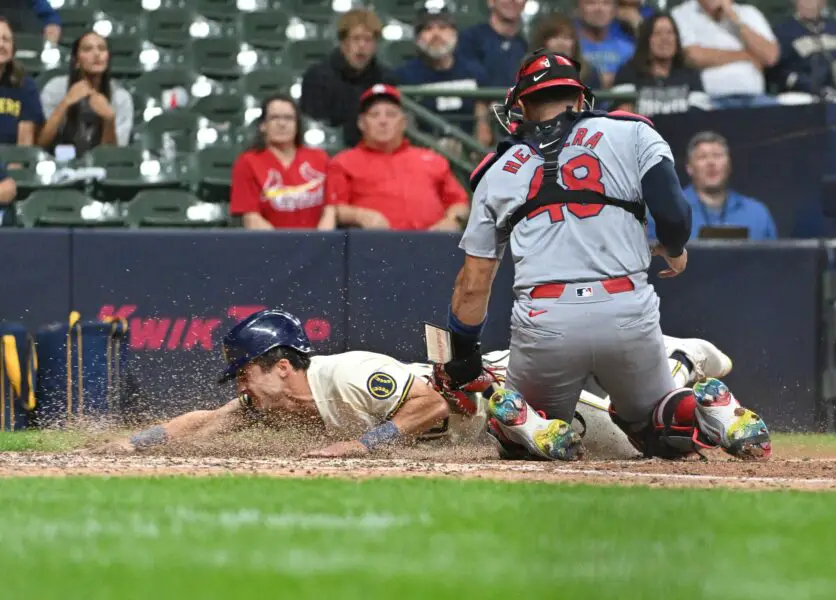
[675,338,733,381]
[693,378,771,460]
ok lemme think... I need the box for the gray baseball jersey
[460,117,673,292]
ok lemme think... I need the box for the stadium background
[0,0,834,433]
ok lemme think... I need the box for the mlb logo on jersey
[576,287,593,298]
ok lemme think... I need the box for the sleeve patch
[367,372,397,400]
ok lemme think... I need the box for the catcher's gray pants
[505,272,675,426]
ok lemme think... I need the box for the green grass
[0,477,834,599]
[0,428,91,451]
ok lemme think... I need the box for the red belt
[531,276,635,299]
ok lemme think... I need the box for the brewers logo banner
[367,372,397,400]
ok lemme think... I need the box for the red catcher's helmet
[493,49,595,134]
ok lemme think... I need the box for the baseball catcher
[440,49,771,461]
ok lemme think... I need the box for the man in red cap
[324,83,469,231]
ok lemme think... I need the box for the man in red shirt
[325,84,469,231]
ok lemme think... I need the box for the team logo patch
[367,372,397,400]
[576,287,593,297]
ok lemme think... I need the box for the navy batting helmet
[218,309,312,384]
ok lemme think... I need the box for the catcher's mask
[493,49,596,135]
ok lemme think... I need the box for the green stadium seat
[283,40,331,74]
[375,0,426,22]
[192,146,235,203]
[140,109,203,154]
[143,9,197,49]
[0,146,82,200]
[238,11,290,50]
[123,190,228,228]
[382,40,416,68]
[195,0,241,23]
[16,189,121,228]
[97,0,145,15]
[301,120,345,156]
[127,67,197,120]
[87,146,181,203]
[192,94,247,127]
[56,8,99,45]
[190,38,244,79]
[105,34,145,78]
[238,67,296,101]
[13,34,45,75]
[35,69,64,90]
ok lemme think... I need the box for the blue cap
[218,309,312,384]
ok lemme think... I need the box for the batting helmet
[218,309,312,383]
[494,49,595,134]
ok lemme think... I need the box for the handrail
[399,95,490,157]
[404,124,477,174]
[398,85,637,103]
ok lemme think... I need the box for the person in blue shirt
[457,0,529,88]
[647,131,777,241]
[4,0,61,44]
[0,17,45,145]
[394,7,492,146]
[576,0,636,88]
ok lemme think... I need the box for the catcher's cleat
[693,378,771,460]
[487,388,584,461]
[675,338,733,381]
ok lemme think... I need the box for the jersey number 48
[528,155,605,223]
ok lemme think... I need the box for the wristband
[358,421,401,450]
[129,425,168,449]
[447,305,485,339]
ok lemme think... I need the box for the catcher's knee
[609,388,703,460]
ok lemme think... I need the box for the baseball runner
[441,49,771,462]
[108,308,757,461]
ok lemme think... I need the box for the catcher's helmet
[494,49,595,134]
[218,309,312,383]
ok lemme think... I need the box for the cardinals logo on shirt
[262,162,325,211]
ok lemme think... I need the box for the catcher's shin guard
[487,388,584,461]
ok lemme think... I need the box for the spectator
[611,13,709,116]
[300,9,396,149]
[613,0,656,41]
[671,0,779,108]
[457,0,529,88]
[325,84,469,231]
[0,159,17,226]
[394,7,492,148]
[3,1,61,44]
[648,131,776,240]
[770,0,836,97]
[230,95,332,230]
[38,32,133,158]
[0,18,44,145]
[576,0,636,88]
[530,14,603,90]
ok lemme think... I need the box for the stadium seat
[238,67,296,101]
[382,40,416,67]
[105,34,145,78]
[238,11,290,50]
[0,146,80,201]
[192,94,247,128]
[194,0,241,23]
[142,8,197,49]
[283,40,331,75]
[97,0,145,15]
[140,109,203,154]
[123,190,228,228]
[192,146,236,203]
[88,146,181,203]
[56,8,99,45]
[35,69,65,89]
[127,67,197,120]
[16,189,120,228]
[190,38,244,80]
[13,34,45,76]
[301,120,345,156]
[374,0,427,22]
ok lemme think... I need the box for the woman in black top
[612,13,708,116]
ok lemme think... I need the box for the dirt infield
[1,438,836,491]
